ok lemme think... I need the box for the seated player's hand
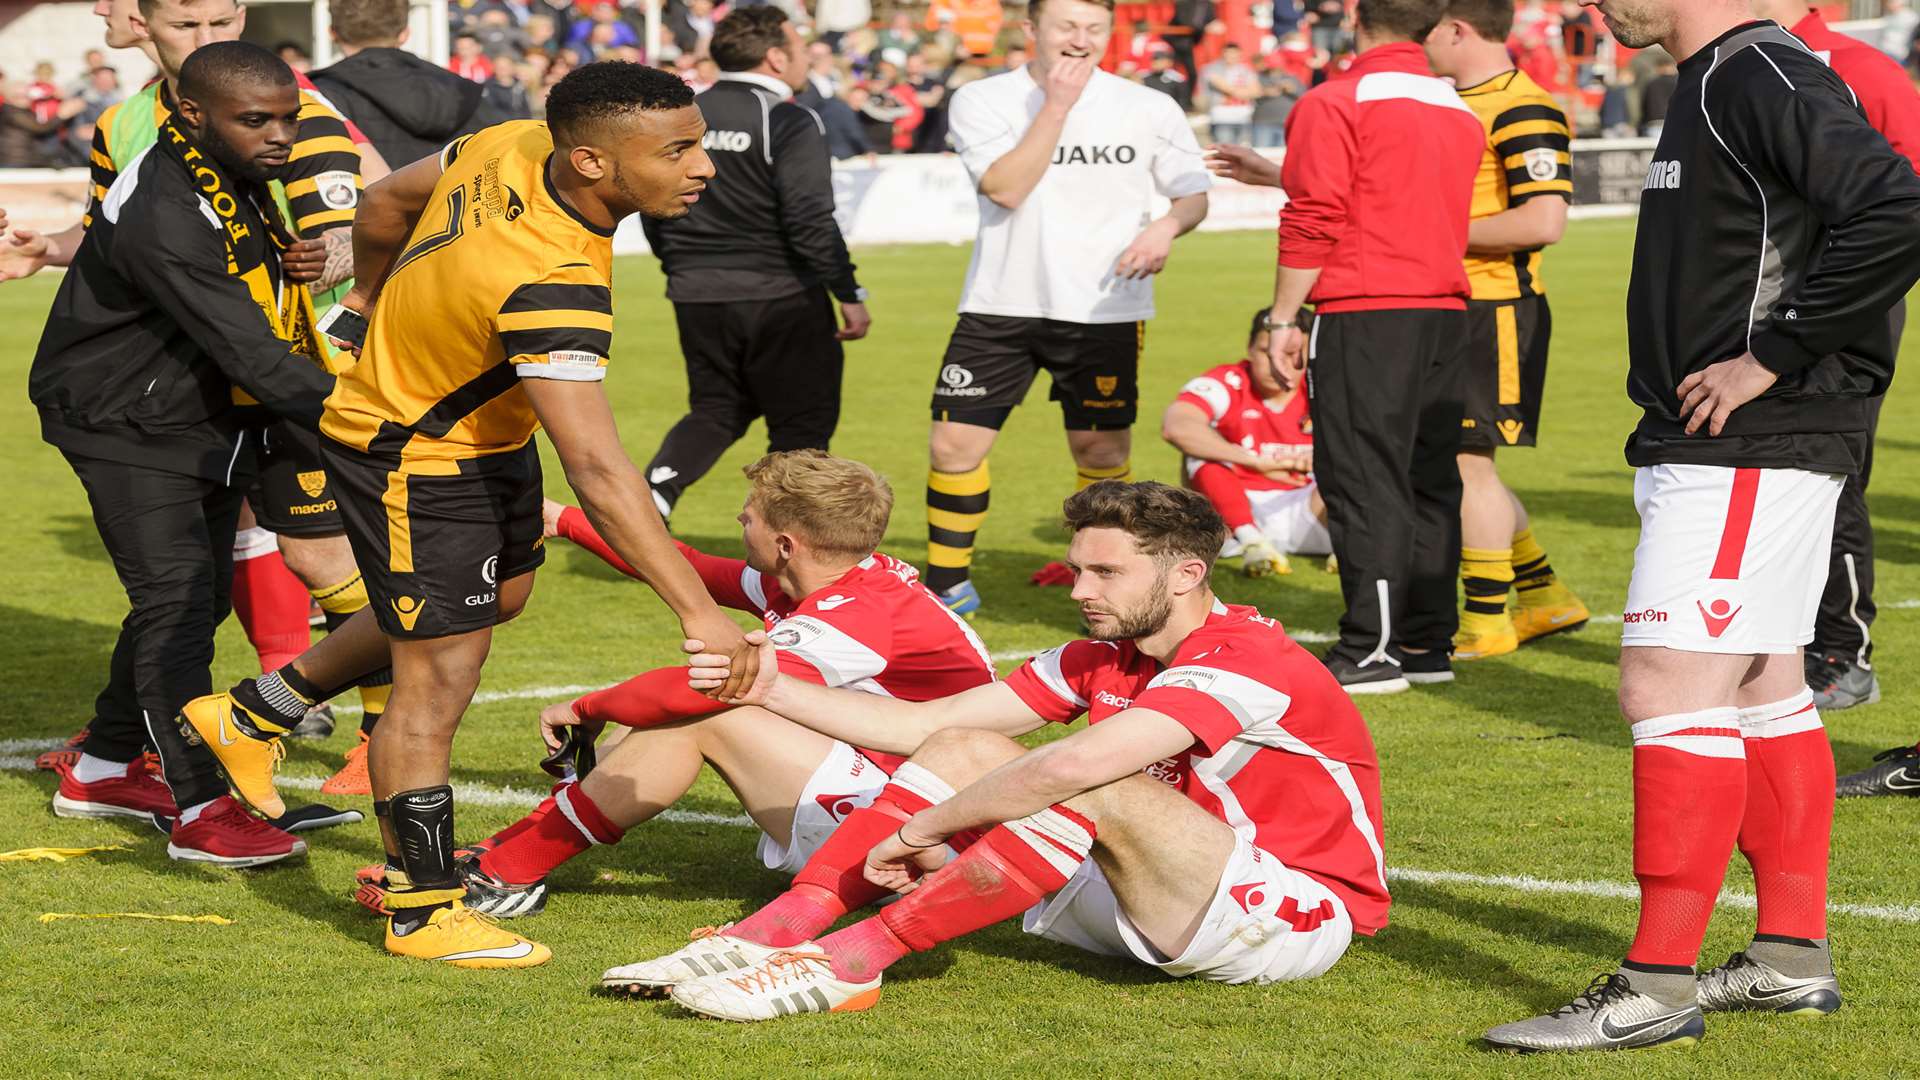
[282,236,329,284]
[1676,352,1778,437]
[863,819,952,895]
[683,626,774,704]
[1204,143,1281,188]
[538,699,601,752]
[541,498,569,540]
[0,213,53,282]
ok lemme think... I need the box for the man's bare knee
[907,727,1026,786]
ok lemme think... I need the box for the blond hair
[744,450,893,558]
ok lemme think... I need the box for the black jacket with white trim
[641,72,862,304]
[1626,20,1920,473]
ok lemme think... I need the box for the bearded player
[617,482,1387,1017]
[354,451,994,922]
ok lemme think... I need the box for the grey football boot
[1484,971,1704,1053]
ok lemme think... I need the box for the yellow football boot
[176,693,286,817]
[1513,593,1591,645]
[1453,619,1520,661]
[385,901,552,969]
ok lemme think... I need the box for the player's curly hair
[178,40,295,107]
[1062,482,1227,569]
[546,61,695,145]
[744,450,894,559]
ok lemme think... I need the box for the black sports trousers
[646,287,843,513]
[63,451,239,810]
[1308,308,1469,662]
[1813,300,1904,665]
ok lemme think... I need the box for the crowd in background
[6,0,1920,166]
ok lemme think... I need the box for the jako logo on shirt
[703,130,753,153]
[1051,144,1137,165]
[1643,160,1682,190]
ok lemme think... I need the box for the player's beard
[1591,0,1671,49]
[1086,578,1174,641]
[200,124,275,183]
[616,160,685,221]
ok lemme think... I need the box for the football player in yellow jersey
[180,63,758,968]
[1424,0,1589,661]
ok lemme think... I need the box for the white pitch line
[330,682,604,717]
[5,751,1915,924]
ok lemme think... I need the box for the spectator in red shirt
[26,62,62,125]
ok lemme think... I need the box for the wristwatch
[1261,312,1300,332]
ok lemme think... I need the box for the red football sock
[231,543,311,673]
[478,786,562,850]
[820,805,1096,982]
[479,783,624,884]
[1735,690,1834,940]
[557,506,642,580]
[1626,707,1747,969]
[731,762,957,949]
[573,666,728,730]
[1189,462,1256,532]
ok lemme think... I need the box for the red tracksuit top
[1277,42,1485,314]
[1790,12,1920,172]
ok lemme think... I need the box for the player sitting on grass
[1162,306,1329,578]
[356,450,995,919]
[618,481,1388,1018]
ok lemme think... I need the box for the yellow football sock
[310,571,392,720]
[1459,546,1515,638]
[1075,459,1133,490]
[1511,527,1574,608]
[927,463,989,593]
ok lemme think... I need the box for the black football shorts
[1459,296,1551,450]
[930,314,1142,431]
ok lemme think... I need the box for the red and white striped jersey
[1002,601,1390,934]
[680,542,996,770]
[1175,360,1314,492]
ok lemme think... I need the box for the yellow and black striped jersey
[85,79,363,236]
[1457,69,1573,301]
[319,120,616,471]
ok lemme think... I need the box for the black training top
[1626,20,1920,474]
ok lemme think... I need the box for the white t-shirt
[948,66,1211,324]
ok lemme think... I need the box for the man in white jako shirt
[920,0,1211,616]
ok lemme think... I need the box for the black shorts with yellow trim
[929,314,1141,431]
[1459,295,1551,450]
[321,437,545,640]
[249,420,344,538]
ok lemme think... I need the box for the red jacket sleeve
[1277,91,1358,270]
[1837,49,1920,173]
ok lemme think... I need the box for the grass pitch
[3,220,1919,1078]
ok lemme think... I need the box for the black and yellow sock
[1459,546,1515,639]
[927,463,989,594]
[1511,527,1572,608]
[1075,459,1133,490]
[231,663,327,735]
[312,570,393,728]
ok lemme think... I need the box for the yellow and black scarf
[155,115,330,384]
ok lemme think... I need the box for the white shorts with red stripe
[1021,834,1354,984]
[1247,484,1332,556]
[757,740,889,875]
[1622,464,1843,654]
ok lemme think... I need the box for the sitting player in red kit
[353,451,994,919]
[621,481,1387,1018]
[1162,307,1329,578]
